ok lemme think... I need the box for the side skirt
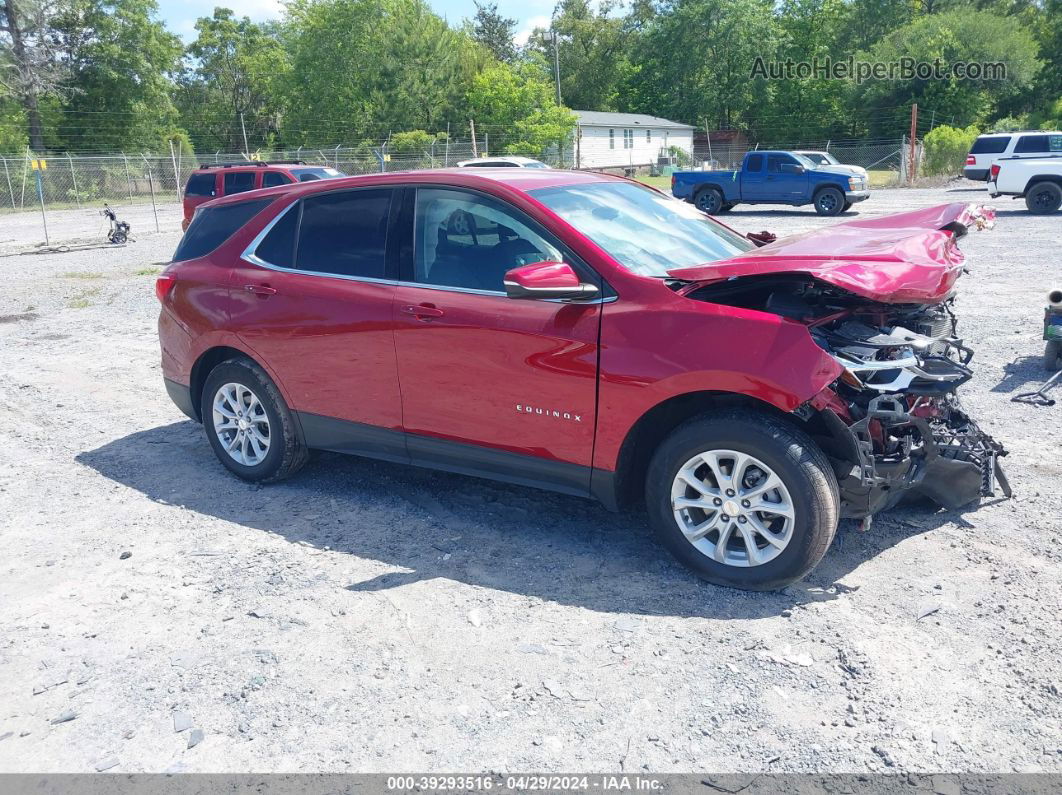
[295,411,617,505]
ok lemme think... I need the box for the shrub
[922,124,979,176]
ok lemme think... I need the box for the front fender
[593,294,842,471]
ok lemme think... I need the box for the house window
[646,129,651,143]
[609,129,615,149]
[623,129,634,149]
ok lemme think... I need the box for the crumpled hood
[669,203,995,304]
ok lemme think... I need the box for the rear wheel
[814,187,845,216]
[1025,181,1062,214]
[202,358,308,483]
[645,411,839,590]
[842,201,853,212]
[694,188,724,215]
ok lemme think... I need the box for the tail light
[966,155,976,165]
[990,163,1000,179]
[155,273,176,302]
[671,175,676,192]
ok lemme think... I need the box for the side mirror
[503,262,599,301]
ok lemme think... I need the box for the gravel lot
[1,182,1059,774]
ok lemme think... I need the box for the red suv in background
[181,162,344,230]
[157,169,1007,590]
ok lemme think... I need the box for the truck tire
[645,410,839,591]
[842,201,853,212]
[1025,181,1062,214]
[694,187,724,215]
[719,202,735,213]
[1046,339,1062,371]
[813,187,845,216]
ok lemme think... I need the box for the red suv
[181,162,344,230]
[157,170,1008,590]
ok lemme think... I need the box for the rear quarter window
[746,154,764,171]
[970,136,1010,154]
[173,199,271,262]
[185,173,216,197]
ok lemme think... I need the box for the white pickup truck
[988,158,1062,214]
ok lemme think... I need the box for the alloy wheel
[212,382,271,467]
[670,449,795,567]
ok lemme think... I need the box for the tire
[1046,339,1062,371]
[694,187,724,215]
[645,410,839,591]
[202,358,308,483]
[842,201,853,212]
[814,187,845,216]
[718,202,735,213]
[1025,181,1062,214]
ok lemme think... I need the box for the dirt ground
[0,181,1059,774]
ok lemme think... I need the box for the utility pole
[470,119,478,158]
[551,29,562,105]
[240,112,250,157]
[907,104,918,185]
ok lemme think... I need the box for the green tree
[466,61,576,155]
[1,0,70,150]
[470,1,516,63]
[282,0,485,144]
[526,0,632,111]
[175,9,288,152]
[54,0,182,151]
[626,0,776,128]
[921,122,978,175]
[856,10,1040,136]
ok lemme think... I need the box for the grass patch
[135,267,161,276]
[67,287,100,309]
[868,170,899,188]
[636,175,672,191]
[61,271,105,280]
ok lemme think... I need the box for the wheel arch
[604,390,801,510]
[812,182,847,198]
[189,345,265,422]
[1023,174,1062,194]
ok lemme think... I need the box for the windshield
[530,181,754,278]
[291,167,345,181]
[523,161,549,169]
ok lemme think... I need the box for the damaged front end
[809,309,1011,518]
[676,203,1010,520]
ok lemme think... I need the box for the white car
[964,131,1062,181]
[456,156,550,169]
[793,150,868,179]
[988,158,1062,214]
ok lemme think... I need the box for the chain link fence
[0,134,921,249]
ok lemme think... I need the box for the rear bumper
[845,189,871,203]
[164,378,198,421]
[963,167,989,181]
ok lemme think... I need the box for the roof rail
[197,160,307,169]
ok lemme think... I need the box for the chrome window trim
[240,192,396,285]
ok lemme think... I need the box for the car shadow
[992,354,1048,394]
[76,421,985,618]
[718,208,861,219]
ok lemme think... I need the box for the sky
[157,0,554,46]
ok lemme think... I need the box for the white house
[568,111,696,169]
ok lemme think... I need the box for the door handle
[244,284,277,296]
[401,304,444,319]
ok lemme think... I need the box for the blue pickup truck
[672,151,871,216]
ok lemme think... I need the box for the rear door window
[262,171,293,188]
[970,136,1010,154]
[295,189,393,279]
[223,171,257,194]
[185,173,216,197]
[173,199,271,262]
[746,154,764,172]
[1014,135,1049,153]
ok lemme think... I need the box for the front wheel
[814,187,845,216]
[202,358,309,483]
[645,411,839,590]
[842,201,853,212]
[694,188,724,215]
[1026,181,1062,214]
